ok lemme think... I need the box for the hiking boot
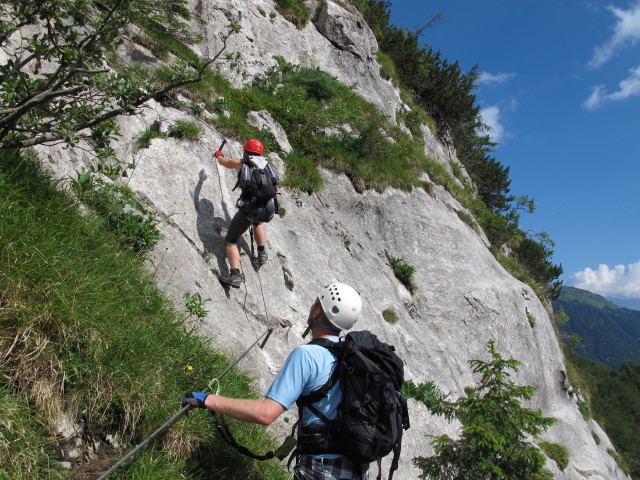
[256,251,268,267]
[219,270,243,288]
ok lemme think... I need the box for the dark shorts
[293,455,369,480]
[225,209,260,246]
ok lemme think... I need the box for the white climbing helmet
[318,282,362,331]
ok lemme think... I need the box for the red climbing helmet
[244,139,264,155]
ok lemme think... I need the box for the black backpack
[233,155,279,205]
[296,331,410,480]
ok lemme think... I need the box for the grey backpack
[233,155,279,205]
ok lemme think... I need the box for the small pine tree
[411,340,557,480]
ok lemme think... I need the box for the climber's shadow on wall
[193,169,254,285]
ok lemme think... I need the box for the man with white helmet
[182,282,369,479]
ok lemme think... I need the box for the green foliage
[167,120,203,140]
[134,12,202,64]
[538,441,569,471]
[0,389,54,479]
[402,381,450,416]
[382,309,399,324]
[513,237,563,298]
[349,0,562,299]
[0,149,288,479]
[455,209,476,231]
[377,50,400,85]
[69,169,95,194]
[184,292,211,320]
[348,0,392,39]
[563,349,640,477]
[469,196,562,301]
[577,400,591,419]
[71,173,164,255]
[410,340,557,480]
[250,59,435,193]
[280,150,324,193]
[554,308,570,325]
[285,278,294,291]
[0,0,205,149]
[527,312,537,328]
[458,133,513,213]
[274,0,311,28]
[136,122,168,150]
[553,287,640,369]
[358,6,513,214]
[389,256,416,293]
[608,448,631,475]
[560,345,592,401]
[288,67,343,100]
[95,148,126,180]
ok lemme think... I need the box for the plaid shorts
[293,455,369,480]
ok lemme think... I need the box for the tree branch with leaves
[0,0,239,149]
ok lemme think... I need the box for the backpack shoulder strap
[232,162,248,192]
[296,339,344,407]
[265,161,279,184]
[308,337,341,351]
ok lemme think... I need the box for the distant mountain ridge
[553,286,640,369]
[606,296,640,311]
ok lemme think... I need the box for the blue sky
[389,1,640,300]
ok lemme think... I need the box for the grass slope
[0,150,288,479]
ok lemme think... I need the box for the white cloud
[479,105,506,143]
[588,0,640,68]
[583,85,607,109]
[583,65,640,109]
[609,65,640,98]
[477,71,516,86]
[570,261,640,298]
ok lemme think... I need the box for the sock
[231,268,240,275]
[257,245,266,253]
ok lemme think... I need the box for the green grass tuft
[168,120,203,140]
[538,441,569,471]
[136,122,167,150]
[382,309,399,324]
[389,256,417,294]
[274,0,311,28]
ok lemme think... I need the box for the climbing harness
[96,328,273,480]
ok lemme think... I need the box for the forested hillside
[564,348,639,478]
[553,287,640,368]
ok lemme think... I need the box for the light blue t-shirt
[266,336,342,427]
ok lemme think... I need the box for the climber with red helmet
[214,139,279,288]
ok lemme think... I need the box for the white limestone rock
[30,1,630,478]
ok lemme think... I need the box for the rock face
[37,1,629,479]
[191,0,400,120]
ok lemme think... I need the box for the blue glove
[182,391,209,408]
